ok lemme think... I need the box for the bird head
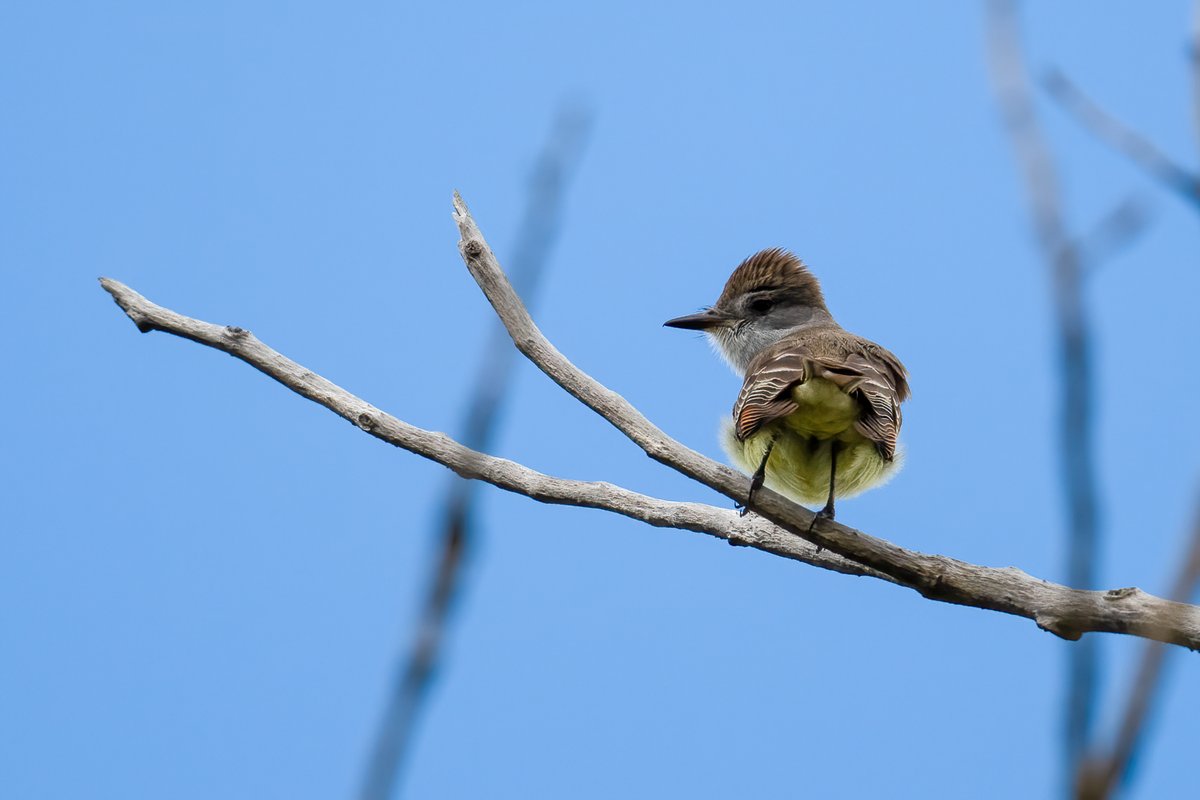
[664,248,832,373]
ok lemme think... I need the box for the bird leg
[808,441,840,532]
[738,435,778,517]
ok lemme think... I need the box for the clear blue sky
[3,2,1198,798]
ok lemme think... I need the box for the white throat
[706,313,835,375]
[706,325,791,375]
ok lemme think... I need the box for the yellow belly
[720,386,903,507]
[783,378,860,439]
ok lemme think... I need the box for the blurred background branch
[359,103,591,800]
[1054,7,1200,798]
[1043,68,1200,210]
[1192,4,1200,151]
[1075,198,1150,277]
[988,4,1200,800]
[987,2,1152,795]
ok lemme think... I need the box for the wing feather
[730,335,909,459]
[729,357,806,441]
[731,353,810,441]
[841,350,906,460]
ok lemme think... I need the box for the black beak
[663,309,731,330]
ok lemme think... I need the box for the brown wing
[732,339,910,459]
[842,347,908,461]
[731,350,812,441]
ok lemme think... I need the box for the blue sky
[3,2,1198,798]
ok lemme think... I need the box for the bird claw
[807,506,834,535]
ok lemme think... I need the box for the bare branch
[1044,68,1200,209]
[360,104,592,800]
[100,225,1200,650]
[97,277,884,577]
[987,0,1104,778]
[447,190,1200,644]
[1074,10,1200,791]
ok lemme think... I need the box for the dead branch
[100,196,1200,650]
[97,277,884,582]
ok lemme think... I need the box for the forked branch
[99,194,1200,650]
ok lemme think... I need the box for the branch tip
[100,277,155,333]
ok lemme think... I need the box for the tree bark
[98,193,1200,651]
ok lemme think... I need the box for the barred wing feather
[731,340,909,460]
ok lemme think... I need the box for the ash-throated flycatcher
[664,248,910,520]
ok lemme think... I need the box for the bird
[663,248,910,521]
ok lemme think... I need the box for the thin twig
[1076,197,1151,276]
[1044,68,1200,210]
[359,104,591,800]
[99,271,1200,647]
[1078,493,1200,800]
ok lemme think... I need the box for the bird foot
[806,505,834,535]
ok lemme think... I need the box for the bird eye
[749,298,774,314]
